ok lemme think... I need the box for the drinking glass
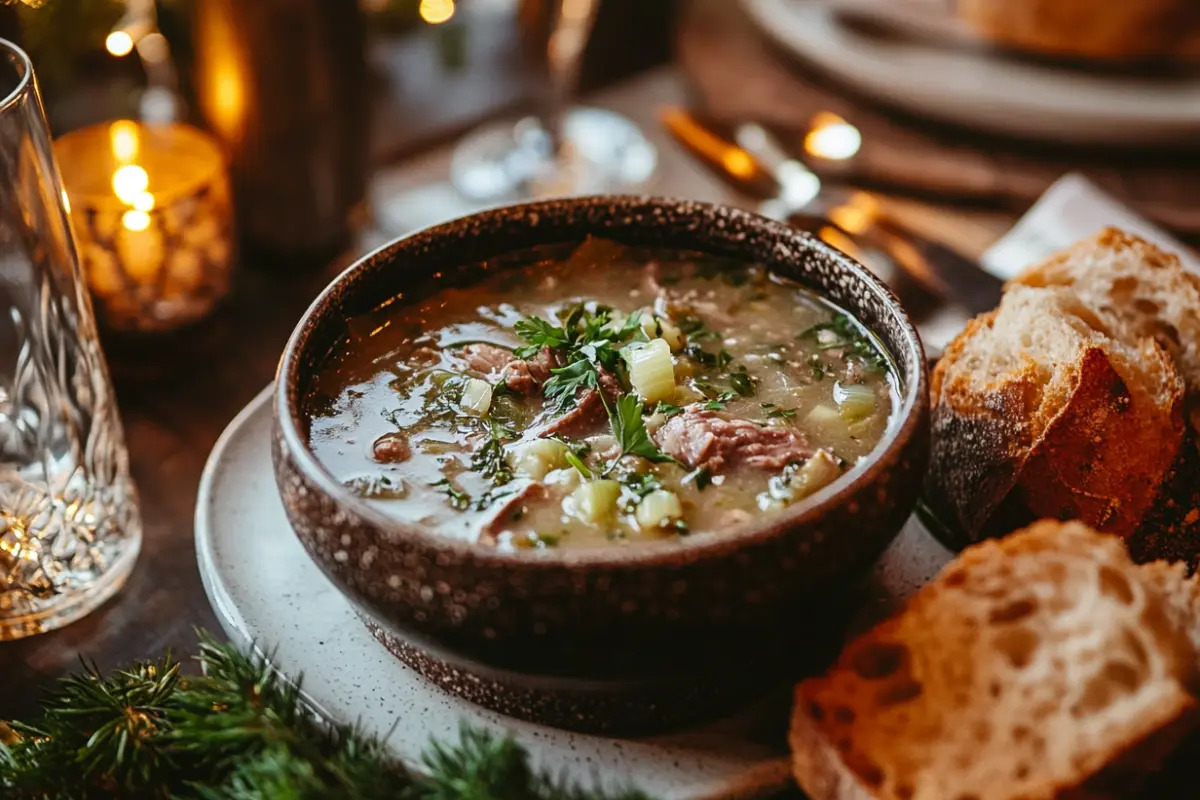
[0,39,142,640]
[449,0,657,203]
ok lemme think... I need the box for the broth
[306,238,898,550]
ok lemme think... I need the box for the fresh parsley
[470,420,515,485]
[702,399,726,411]
[564,449,594,479]
[760,402,797,419]
[654,402,684,419]
[432,478,471,510]
[729,369,756,397]
[602,395,675,475]
[799,313,887,372]
[543,359,598,412]
[621,471,664,498]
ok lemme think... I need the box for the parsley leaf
[513,317,569,358]
[730,370,756,397]
[432,478,471,510]
[760,402,797,419]
[542,359,598,412]
[470,420,516,485]
[564,449,594,480]
[702,399,726,411]
[654,402,684,419]
[603,395,675,474]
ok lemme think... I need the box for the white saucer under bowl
[195,385,953,799]
[740,0,1200,146]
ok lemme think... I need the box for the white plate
[740,0,1200,146]
[195,386,953,799]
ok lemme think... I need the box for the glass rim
[0,38,33,116]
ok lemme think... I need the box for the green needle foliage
[0,631,653,800]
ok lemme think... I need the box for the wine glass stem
[543,0,599,150]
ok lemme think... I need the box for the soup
[306,238,898,550]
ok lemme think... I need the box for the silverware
[660,107,1005,316]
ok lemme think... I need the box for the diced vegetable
[460,378,493,415]
[804,404,841,428]
[511,438,568,480]
[635,489,683,529]
[624,338,676,404]
[571,479,621,523]
[832,381,875,422]
[544,467,582,490]
[640,315,684,351]
[673,384,704,405]
[791,450,843,499]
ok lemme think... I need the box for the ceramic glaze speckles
[271,196,931,728]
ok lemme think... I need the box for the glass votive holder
[53,120,234,333]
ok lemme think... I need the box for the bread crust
[1007,346,1183,538]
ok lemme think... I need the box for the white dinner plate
[194,385,953,799]
[740,0,1200,146]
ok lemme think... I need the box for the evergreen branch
[0,630,654,800]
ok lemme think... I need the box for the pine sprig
[0,631,653,800]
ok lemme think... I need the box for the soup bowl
[273,196,929,732]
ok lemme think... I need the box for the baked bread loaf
[927,228,1200,562]
[929,275,1184,544]
[957,0,1200,62]
[789,520,1200,800]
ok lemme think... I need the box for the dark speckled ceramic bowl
[273,196,929,733]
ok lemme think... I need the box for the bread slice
[789,520,1200,800]
[929,282,1184,543]
[1012,228,1200,433]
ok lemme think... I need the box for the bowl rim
[274,195,928,569]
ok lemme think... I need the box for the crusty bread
[957,0,1200,61]
[789,520,1200,800]
[1012,228,1200,434]
[929,281,1184,543]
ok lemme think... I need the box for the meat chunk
[372,432,411,463]
[537,367,623,438]
[459,343,560,397]
[479,481,548,539]
[653,405,812,472]
[502,346,559,396]
[460,343,513,375]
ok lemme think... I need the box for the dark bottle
[190,0,369,265]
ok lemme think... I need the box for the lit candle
[53,120,234,332]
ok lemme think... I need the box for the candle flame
[113,165,149,204]
[106,31,135,57]
[419,0,455,24]
[109,121,140,164]
[122,210,151,232]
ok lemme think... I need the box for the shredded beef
[653,405,812,472]
[479,481,548,539]
[537,367,622,438]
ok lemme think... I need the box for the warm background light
[804,112,863,161]
[106,31,135,57]
[109,120,140,163]
[112,164,149,204]
[419,0,455,25]
[136,32,170,64]
[122,209,151,232]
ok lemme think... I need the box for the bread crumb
[1185,509,1199,525]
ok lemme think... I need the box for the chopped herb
[654,402,684,419]
[810,357,827,381]
[470,420,516,485]
[432,478,471,510]
[543,359,598,412]
[702,399,726,411]
[667,518,690,535]
[679,314,721,341]
[690,329,721,342]
[564,449,594,480]
[603,395,675,475]
[621,471,664,499]
[760,403,797,419]
[514,305,645,413]
[474,483,518,512]
[716,349,734,368]
[798,313,887,372]
[683,343,717,367]
[684,467,712,490]
[693,378,736,403]
[729,370,756,397]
